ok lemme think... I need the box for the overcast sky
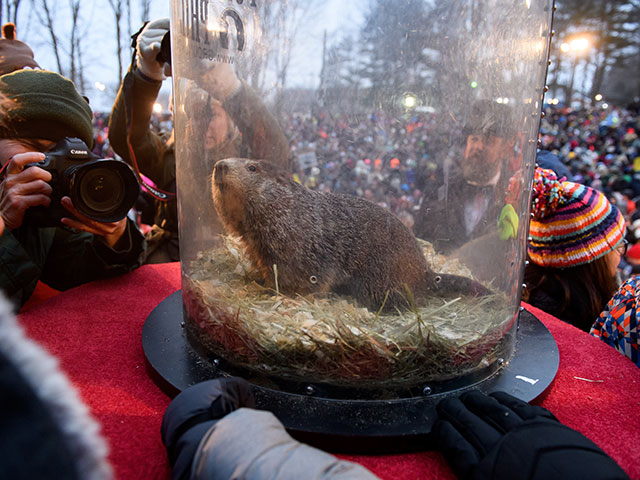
[16,1,171,111]
[16,1,364,112]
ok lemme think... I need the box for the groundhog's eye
[248,164,257,172]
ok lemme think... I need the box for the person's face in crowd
[363,188,374,201]
[205,99,234,151]
[463,131,512,186]
[606,239,628,277]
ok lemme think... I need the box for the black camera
[156,31,171,66]
[24,138,140,228]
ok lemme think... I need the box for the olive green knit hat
[0,69,94,148]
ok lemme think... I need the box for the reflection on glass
[171,0,553,392]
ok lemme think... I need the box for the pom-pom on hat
[0,69,94,148]
[528,167,626,268]
[0,23,39,76]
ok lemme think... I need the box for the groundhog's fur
[211,158,489,311]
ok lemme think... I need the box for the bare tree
[241,1,321,109]
[36,0,65,74]
[76,28,86,93]
[106,0,125,84]
[3,0,22,25]
[28,0,90,92]
[553,0,640,103]
[270,1,314,101]
[68,0,81,85]
[235,1,273,92]
[126,0,131,39]
[139,0,150,23]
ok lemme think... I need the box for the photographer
[0,69,145,307]
[108,18,291,263]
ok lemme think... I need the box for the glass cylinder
[170,0,553,394]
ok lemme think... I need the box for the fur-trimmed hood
[0,295,112,479]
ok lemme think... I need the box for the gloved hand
[135,18,171,81]
[433,390,629,480]
[175,78,210,120]
[202,61,241,102]
[161,377,255,480]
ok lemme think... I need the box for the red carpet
[18,263,640,479]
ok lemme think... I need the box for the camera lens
[71,159,140,222]
[79,167,126,213]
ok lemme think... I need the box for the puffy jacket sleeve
[189,408,378,480]
[223,82,292,170]
[0,228,47,306]
[39,218,145,292]
[108,67,175,190]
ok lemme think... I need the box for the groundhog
[211,158,490,311]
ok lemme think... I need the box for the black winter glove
[161,377,255,480]
[433,390,629,480]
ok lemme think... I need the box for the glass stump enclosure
[159,0,555,424]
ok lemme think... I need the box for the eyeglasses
[616,238,629,256]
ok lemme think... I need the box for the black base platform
[142,290,559,453]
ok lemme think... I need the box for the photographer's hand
[136,18,170,81]
[60,197,127,248]
[0,152,52,230]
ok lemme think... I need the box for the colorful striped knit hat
[528,167,626,268]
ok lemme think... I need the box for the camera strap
[126,131,175,201]
[0,160,10,179]
[124,66,176,202]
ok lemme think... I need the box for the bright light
[561,36,591,54]
[470,80,478,89]
[496,98,504,104]
[569,37,590,52]
[560,37,591,54]
[595,94,603,102]
[153,103,163,113]
[94,81,105,92]
[551,98,560,105]
[602,103,609,110]
[402,94,416,109]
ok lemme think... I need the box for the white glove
[202,61,241,101]
[136,18,170,81]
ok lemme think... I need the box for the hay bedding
[182,235,513,388]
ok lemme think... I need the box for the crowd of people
[283,111,437,231]
[0,15,636,480]
[88,96,640,253]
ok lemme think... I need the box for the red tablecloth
[18,263,640,479]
